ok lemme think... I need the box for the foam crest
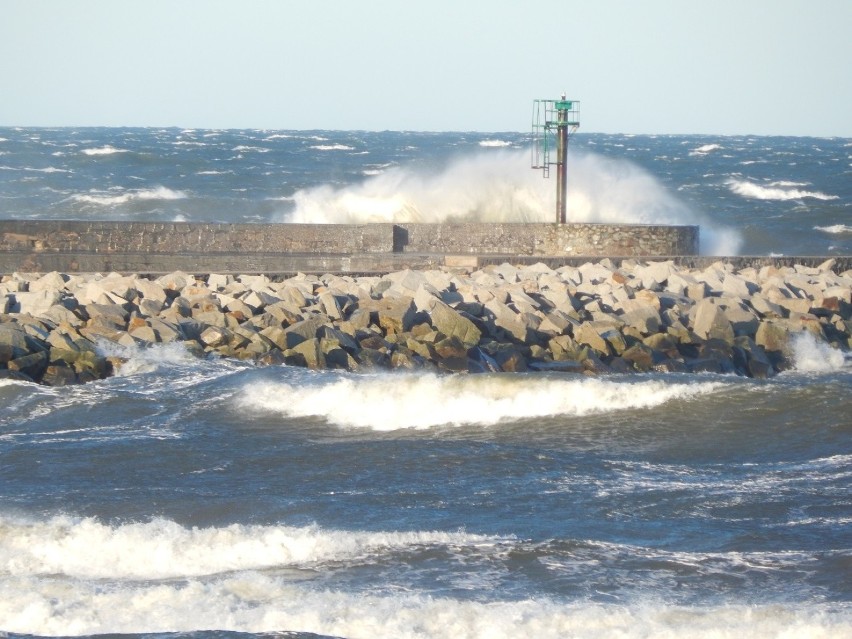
[1,572,847,638]
[310,143,355,151]
[815,224,852,234]
[239,373,726,430]
[71,186,188,206]
[279,150,740,254]
[728,179,839,201]
[790,332,847,373]
[0,515,498,581]
[689,143,723,155]
[80,145,128,156]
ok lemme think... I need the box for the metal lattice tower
[531,95,580,224]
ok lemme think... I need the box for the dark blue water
[1,129,851,637]
[1,128,850,255]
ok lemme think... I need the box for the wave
[0,514,501,580]
[728,179,839,201]
[0,165,72,174]
[238,372,727,430]
[1,569,847,637]
[70,186,188,206]
[277,149,742,254]
[80,145,128,156]
[479,139,513,147]
[310,143,355,151]
[815,224,852,234]
[2,512,849,636]
[689,143,723,155]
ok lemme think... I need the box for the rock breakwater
[1,259,850,385]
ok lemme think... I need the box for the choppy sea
[1,128,851,638]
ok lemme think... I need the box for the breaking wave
[238,372,727,430]
[80,145,128,156]
[70,186,188,206]
[815,224,852,235]
[728,179,839,201]
[0,514,499,580]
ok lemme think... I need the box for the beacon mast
[531,95,580,224]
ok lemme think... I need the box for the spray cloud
[279,149,741,255]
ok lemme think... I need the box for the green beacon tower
[531,95,580,224]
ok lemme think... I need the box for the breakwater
[0,220,699,274]
[2,258,849,386]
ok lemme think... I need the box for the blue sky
[2,0,850,136]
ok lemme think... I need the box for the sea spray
[279,149,742,254]
[791,332,848,372]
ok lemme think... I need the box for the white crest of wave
[71,186,188,206]
[80,145,128,156]
[790,332,847,373]
[239,372,726,430]
[815,224,852,235]
[278,150,740,254]
[727,179,839,201]
[0,514,500,580]
[311,143,355,151]
[689,143,723,155]
[1,568,847,638]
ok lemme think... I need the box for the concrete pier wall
[0,219,700,274]
[395,223,698,257]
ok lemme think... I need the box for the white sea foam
[80,145,128,156]
[790,332,847,373]
[278,149,742,255]
[0,514,499,580]
[0,165,72,174]
[70,186,188,206]
[0,569,847,638]
[728,179,839,201]
[815,224,852,234]
[239,372,727,430]
[310,143,355,151]
[479,139,513,147]
[689,143,723,155]
[231,145,270,153]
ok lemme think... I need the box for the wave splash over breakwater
[280,150,742,255]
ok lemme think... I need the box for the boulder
[692,299,734,342]
[375,297,417,334]
[7,351,48,378]
[573,322,610,356]
[620,305,662,335]
[0,324,31,356]
[41,363,78,386]
[284,315,331,348]
[29,271,68,293]
[11,290,63,317]
[755,319,799,354]
[429,300,481,347]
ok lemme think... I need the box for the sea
[1,128,851,638]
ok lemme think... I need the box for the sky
[2,0,850,136]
